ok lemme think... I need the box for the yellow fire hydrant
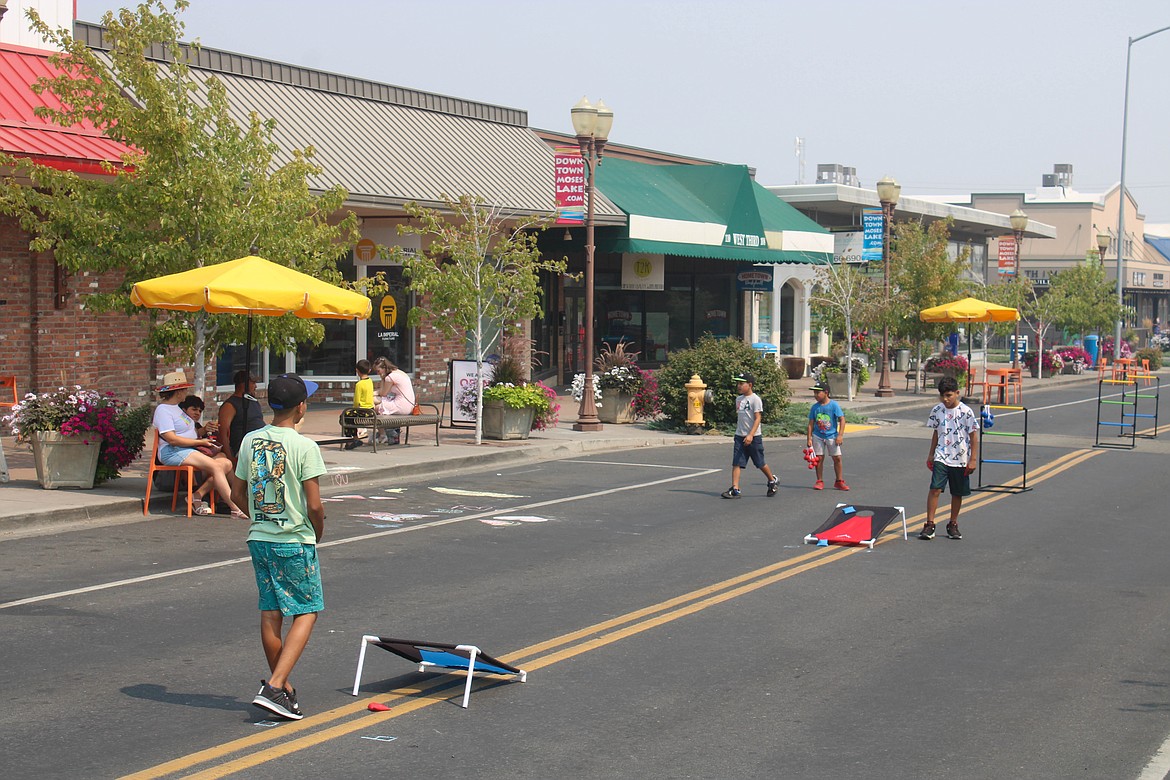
[685,373,708,433]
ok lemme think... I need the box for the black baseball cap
[268,373,319,410]
[811,382,829,393]
[732,372,755,385]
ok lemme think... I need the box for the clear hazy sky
[76,0,1170,223]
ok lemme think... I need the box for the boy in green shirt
[232,374,327,720]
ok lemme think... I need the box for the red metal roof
[0,42,130,173]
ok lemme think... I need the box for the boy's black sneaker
[919,521,936,540]
[283,686,303,717]
[766,479,779,497]
[720,487,741,499]
[253,681,303,720]
[946,522,962,540]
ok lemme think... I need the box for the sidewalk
[0,364,1109,534]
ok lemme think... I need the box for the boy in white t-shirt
[922,376,980,540]
[721,373,779,499]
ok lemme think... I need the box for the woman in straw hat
[152,370,246,518]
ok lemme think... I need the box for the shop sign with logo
[998,236,1017,275]
[862,208,884,262]
[724,232,766,248]
[736,267,773,292]
[554,146,585,225]
[621,253,664,290]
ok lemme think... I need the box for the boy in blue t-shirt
[806,382,849,491]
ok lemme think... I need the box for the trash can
[895,349,911,372]
[1084,334,1099,367]
[752,342,778,363]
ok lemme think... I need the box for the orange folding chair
[966,365,988,401]
[1134,358,1155,385]
[1096,356,1111,381]
[982,370,1008,405]
[143,429,214,517]
[0,375,17,412]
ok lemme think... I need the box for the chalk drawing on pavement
[429,487,526,499]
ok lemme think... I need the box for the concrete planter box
[31,431,102,489]
[482,400,535,440]
[598,388,635,424]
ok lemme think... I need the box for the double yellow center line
[123,446,1104,779]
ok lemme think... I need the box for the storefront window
[364,266,412,369]
[294,254,358,378]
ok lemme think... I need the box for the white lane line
[561,459,715,470]
[0,468,721,611]
[1136,732,1170,780]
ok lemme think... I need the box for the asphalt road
[4,382,1170,779]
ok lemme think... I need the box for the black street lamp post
[874,176,900,398]
[570,97,612,432]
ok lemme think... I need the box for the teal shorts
[248,540,324,616]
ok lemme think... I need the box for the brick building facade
[0,214,154,403]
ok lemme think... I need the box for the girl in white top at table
[153,370,245,518]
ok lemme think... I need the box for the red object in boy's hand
[802,447,819,469]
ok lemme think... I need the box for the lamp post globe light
[570,96,612,431]
[1009,208,1028,369]
[1097,230,1111,261]
[874,175,900,398]
[1114,24,1170,360]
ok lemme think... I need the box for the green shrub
[1134,347,1163,371]
[655,335,789,428]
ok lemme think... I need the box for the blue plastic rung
[1122,413,1157,419]
[982,458,1024,465]
[1099,421,1133,427]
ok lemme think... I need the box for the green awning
[601,238,829,264]
[594,159,832,264]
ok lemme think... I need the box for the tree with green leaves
[391,195,566,444]
[808,259,881,400]
[1047,256,1127,342]
[0,0,362,392]
[888,217,972,358]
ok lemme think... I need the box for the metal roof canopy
[767,183,1057,240]
[74,22,622,221]
[0,43,130,172]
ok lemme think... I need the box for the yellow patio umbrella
[131,255,372,376]
[919,297,1019,324]
[920,297,1020,392]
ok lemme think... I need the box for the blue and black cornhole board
[352,635,527,709]
[803,503,907,549]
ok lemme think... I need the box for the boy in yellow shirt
[342,359,376,450]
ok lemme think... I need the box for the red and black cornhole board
[803,503,906,549]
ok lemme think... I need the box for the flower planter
[825,373,852,399]
[781,356,807,381]
[1061,362,1084,375]
[482,400,535,440]
[598,388,635,424]
[31,431,103,489]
